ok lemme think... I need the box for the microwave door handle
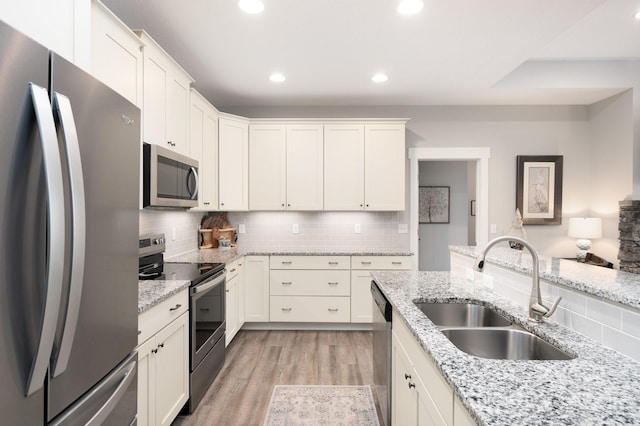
[51,92,86,378]
[25,84,66,396]
[188,166,198,200]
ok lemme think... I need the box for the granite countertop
[138,279,190,314]
[168,247,413,263]
[372,270,640,425]
[450,245,640,310]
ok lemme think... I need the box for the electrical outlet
[292,224,299,234]
[465,268,474,281]
[238,224,246,234]
[355,224,361,234]
[490,224,497,234]
[398,224,408,234]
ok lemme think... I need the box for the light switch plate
[292,224,299,234]
[398,224,408,234]
[238,224,246,234]
[355,224,361,234]
[490,224,497,234]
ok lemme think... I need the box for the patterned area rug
[263,385,380,426]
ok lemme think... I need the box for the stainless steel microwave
[143,143,199,208]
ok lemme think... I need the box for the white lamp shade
[568,218,602,239]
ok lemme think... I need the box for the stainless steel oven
[138,234,226,414]
[188,267,226,413]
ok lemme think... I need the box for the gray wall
[418,161,469,271]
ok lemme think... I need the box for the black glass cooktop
[141,262,225,286]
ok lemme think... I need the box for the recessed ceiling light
[238,0,264,14]
[372,73,389,83]
[269,73,286,83]
[397,0,424,15]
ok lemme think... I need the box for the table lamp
[568,218,602,261]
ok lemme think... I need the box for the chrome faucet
[474,236,562,322]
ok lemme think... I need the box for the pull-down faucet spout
[474,236,562,322]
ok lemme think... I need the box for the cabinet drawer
[138,290,188,345]
[351,255,411,270]
[270,296,350,322]
[226,257,243,280]
[270,255,350,270]
[270,270,350,296]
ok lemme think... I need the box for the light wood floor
[172,329,377,426]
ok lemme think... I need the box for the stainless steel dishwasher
[371,280,392,426]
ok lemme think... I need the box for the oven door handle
[192,272,226,295]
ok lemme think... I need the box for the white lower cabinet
[225,257,245,346]
[244,255,270,322]
[392,311,475,426]
[137,290,189,426]
[269,256,351,323]
[351,256,411,323]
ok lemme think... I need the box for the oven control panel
[139,233,166,256]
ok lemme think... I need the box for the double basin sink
[414,302,574,360]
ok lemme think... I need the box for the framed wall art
[516,155,563,225]
[419,186,450,224]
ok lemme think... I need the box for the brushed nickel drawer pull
[392,261,402,265]
[282,261,292,265]
[328,261,339,265]
[361,261,371,265]
[281,307,292,311]
[169,304,182,311]
[282,281,292,285]
[328,282,339,286]
[328,308,339,312]
[229,268,236,273]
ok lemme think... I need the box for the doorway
[408,147,491,271]
[418,160,476,270]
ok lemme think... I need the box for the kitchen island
[372,270,640,425]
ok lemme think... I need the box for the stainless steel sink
[415,302,512,327]
[440,328,574,360]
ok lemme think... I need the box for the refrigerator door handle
[188,166,199,200]
[51,92,87,378]
[25,83,66,396]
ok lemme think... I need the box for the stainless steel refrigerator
[0,20,140,425]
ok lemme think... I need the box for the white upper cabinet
[324,124,365,210]
[190,89,219,210]
[286,124,324,210]
[364,123,406,210]
[136,31,194,157]
[219,115,249,211]
[249,123,323,210]
[249,124,287,210]
[0,0,90,69]
[91,0,144,107]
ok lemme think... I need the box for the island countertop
[372,270,640,425]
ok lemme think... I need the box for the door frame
[408,147,491,271]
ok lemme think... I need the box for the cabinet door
[324,124,365,210]
[351,270,373,323]
[190,90,219,210]
[139,35,168,147]
[91,1,143,106]
[364,124,405,210]
[154,312,189,426]
[166,74,191,156]
[244,256,270,322]
[237,259,245,328]
[416,373,447,426]
[249,124,286,210]
[286,124,324,210]
[393,334,418,426]
[219,117,249,210]
[225,275,239,347]
[136,337,157,426]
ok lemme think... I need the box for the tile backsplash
[140,210,410,258]
[228,211,409,250]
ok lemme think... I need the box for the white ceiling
[103,0,640,107]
